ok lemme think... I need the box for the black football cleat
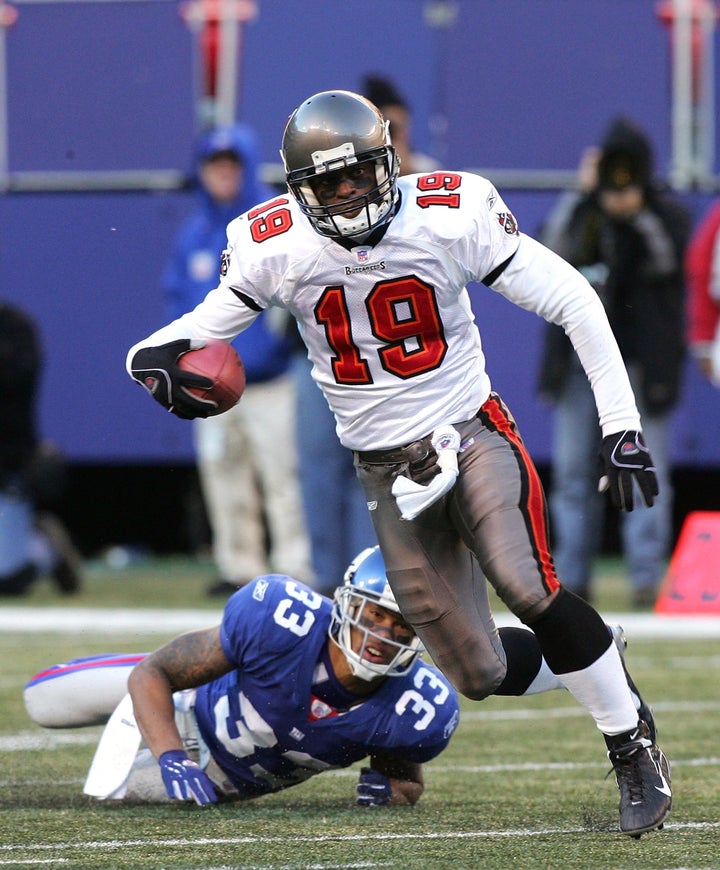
[606,720,672,838]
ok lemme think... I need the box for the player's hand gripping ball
[177,340,246,415]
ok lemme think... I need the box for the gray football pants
[354,393,560,700]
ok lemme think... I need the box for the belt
[357,435,433,465]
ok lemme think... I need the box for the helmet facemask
[280,90,400,240]
[329,546,422,681]
[287,145,399,239]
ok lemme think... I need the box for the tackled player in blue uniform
[194,569,457,800]
[25,548,459,806]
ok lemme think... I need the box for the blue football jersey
[194,576,460,798]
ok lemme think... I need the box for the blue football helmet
[329,546,422,680]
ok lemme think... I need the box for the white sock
[524,658,564,695]
[556,642,638,736]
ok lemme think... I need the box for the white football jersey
[130,171,640,450]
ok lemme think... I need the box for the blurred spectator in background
[361,74,438,176]
[537,117,691,608]
[0,301,82,596]
[164,124,313,597]
[685,197,720,386]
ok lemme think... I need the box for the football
[177,340,246,415]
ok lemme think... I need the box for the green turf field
[1,557,718,869]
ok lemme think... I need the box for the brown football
[177,340,246,415]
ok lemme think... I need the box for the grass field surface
[1,557,719,869]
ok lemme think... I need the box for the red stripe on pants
[480,394,560,595]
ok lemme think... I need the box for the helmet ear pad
[281,90,400,239]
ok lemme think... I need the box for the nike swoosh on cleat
[651,756,672,796]
[653,765,672,797]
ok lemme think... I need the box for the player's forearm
[389,777,424,806]
[126,286,259,378]
[127,663,184,758]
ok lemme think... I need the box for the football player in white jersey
[127,91,670,837]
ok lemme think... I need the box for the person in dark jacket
[0,301,81,595]
[537,117,690,608]
[163,125,312,596]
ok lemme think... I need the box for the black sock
[493,626,544,695]
[526,587,612,674]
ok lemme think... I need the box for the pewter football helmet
[280,90,400,239]
[329,546,422,681]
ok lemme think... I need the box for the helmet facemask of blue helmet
[329,546,423,681]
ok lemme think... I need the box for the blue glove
[356,767,392,807]
[159,750,218,805]
[130,339,215,419]
[599,430,658,511]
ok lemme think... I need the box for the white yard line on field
[0,730,99,752]
[1,820,719,857]
[0,607,224,634]
[1,607,720,637]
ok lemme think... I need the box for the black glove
[130,339,215,419]
[356,767,392,807]
[599,430,658,511]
